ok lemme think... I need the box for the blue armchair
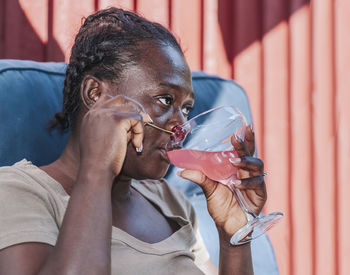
[0,59,279,274]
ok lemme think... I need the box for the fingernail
[136,143,143,153]
[249,124,254,133]
[233,179,241,186]
[229,158,241,165]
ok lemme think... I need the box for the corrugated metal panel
[289,3,313,275]
[335,1,350,274]
[171,0,203,70]
[262,2,291,275]
[312,1,337,274]
[1,1,349,274]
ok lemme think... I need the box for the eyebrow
[159,82,195,99]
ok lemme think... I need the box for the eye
[182,105,193,117]
[157,95,173,106]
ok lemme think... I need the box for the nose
[166,107,187,131]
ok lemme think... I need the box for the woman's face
[110,43,194,180]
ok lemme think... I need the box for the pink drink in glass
[167,149,239,183]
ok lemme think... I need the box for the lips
[158,147,170,163]
[144,126,171,163]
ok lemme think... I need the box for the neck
[111,174,133,201]
[47,131,133,199]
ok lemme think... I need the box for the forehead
[116,44,193,98]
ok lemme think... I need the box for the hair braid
[49,7,183,132]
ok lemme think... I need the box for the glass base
[230,212,284,245]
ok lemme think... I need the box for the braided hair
[49,7,183,131]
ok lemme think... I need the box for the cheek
[144,105,172,127]
[121,139,170,179]
[137,96,174,128]
[149,111,171,128]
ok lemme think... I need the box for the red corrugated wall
[1,1,349,274]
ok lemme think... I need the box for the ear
[80,76,102,109]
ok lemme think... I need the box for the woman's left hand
[177,125,267,241]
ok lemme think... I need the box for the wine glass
[166,106,283,245]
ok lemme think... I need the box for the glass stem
[228,184,257,221]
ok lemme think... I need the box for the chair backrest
[0,60,68,166]
[0,60,254,192]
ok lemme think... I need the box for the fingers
[229,156,264,176]
[244,125,255,155]
[177,169,218,198]
[233,176,266,199]
[231,134,250,156]
[229,154,266,198]
[93,94,153,153]
[129,113,145,152]
[233,175,266,191]
[111,110,145,152]
[177,168,266,200]
[231,124,255,157]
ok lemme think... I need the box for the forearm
[218,229,253,275]
[39,167,114,275]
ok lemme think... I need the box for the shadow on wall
[0,0,310,64]
[217,0,310,65]
[0,0,64,61]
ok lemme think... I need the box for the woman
[0,8,266,275]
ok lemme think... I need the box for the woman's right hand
[78,94,152,177]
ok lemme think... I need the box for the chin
[122,160,170,180]
[140,163,170,180]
